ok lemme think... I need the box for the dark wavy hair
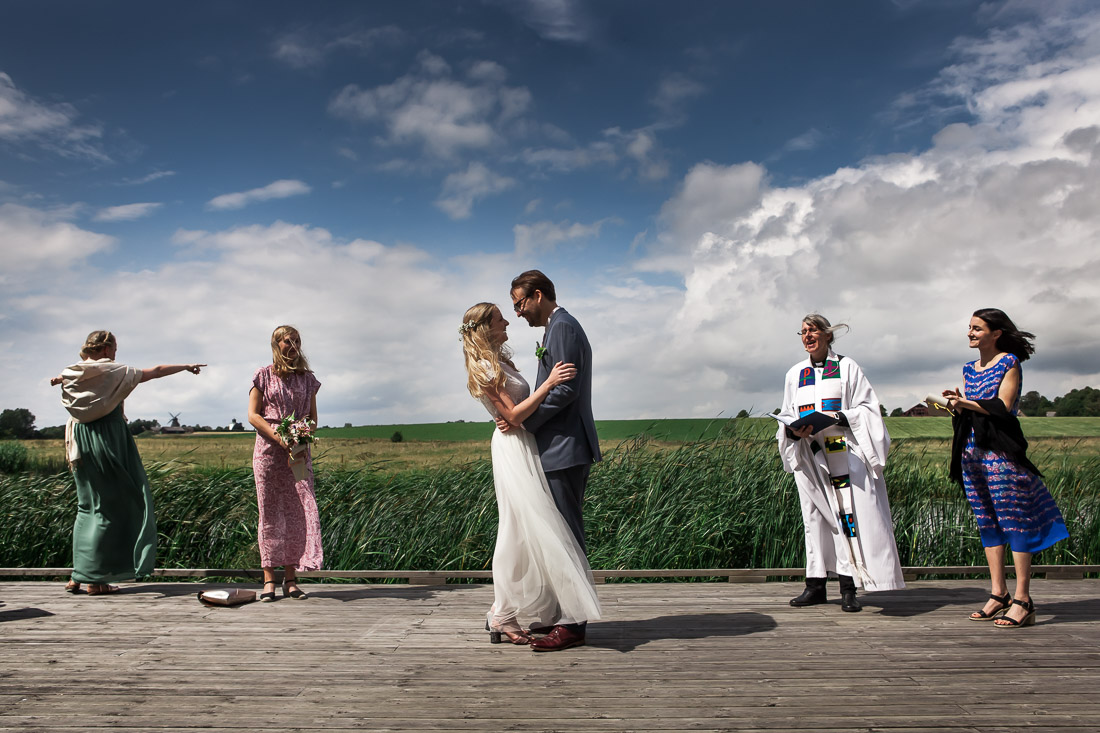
[510,269,556,301]
[973,308,1035,362]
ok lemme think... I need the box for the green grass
[316,416,1100,442]
[2,429,1097,574]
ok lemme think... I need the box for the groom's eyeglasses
[512,295,530,313]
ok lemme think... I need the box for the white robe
[776,351,905,591]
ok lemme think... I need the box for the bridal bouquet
[275,414,316,480]
[276,414,316,447]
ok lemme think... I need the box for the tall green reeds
[1,431,1097,571]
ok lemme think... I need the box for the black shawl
[949,399,1042,485]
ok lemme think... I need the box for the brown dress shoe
[530,625,585,652]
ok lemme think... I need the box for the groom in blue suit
[508,269,601,651]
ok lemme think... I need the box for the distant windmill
[160,412,189,435]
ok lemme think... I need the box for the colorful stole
[794,357,872,584]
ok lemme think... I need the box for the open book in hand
[768,411,840,435]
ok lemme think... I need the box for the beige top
[60,358,142,465]
[61,358,142,422]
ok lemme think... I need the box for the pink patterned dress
[252,365,323,570]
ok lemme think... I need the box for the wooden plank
[2,579,1099,731]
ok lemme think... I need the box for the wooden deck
[1,579,1098,732]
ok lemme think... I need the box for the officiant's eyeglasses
[512,295,530,313]
[797,327,822,337]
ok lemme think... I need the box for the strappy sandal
[969,591,1011,621]
[86,584,119,596]
[260,580,278,603]
[282,580,308,599]
[64,580,82,594]
[995,597,1036,628]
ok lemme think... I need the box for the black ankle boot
[841,591,862,612]
[790,579,827,607]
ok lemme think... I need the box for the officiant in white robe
[776,315,905,612]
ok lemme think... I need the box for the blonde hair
[80,330,116,359]
[270,325,311,377]
[460,303,515,398]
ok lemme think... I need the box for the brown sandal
[86,584,120,595]
[64,580,82,594]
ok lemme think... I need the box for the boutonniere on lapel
[535,342,547,359]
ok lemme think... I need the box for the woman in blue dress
[943,308,1068,628]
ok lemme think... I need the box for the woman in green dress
[51,330,205,595]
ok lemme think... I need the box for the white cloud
[518,141,617,173]
[779,128,825,154]
[0,218,539,430]
[619,10,1100,417]
[6,6,1100,430]
[272,25,406,69]
[513,218,618,257]
[0,72,108,161]
[94,202,163,222]
[435,162,516,219]
[206,179,311,211]
[651,72,706,126]
[328,50,531,159]
[494,0,595,43]
[520,126,670,180]
[0,203,115,281]
[119,171,176,186]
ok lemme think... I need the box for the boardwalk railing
[2,566,1098,584]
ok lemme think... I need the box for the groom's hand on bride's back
[495,416,515,433]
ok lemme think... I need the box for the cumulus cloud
[619,8,1100,417]
[94,202,163,222]
[206,179,311,210]
[328,50,532,159]
[0,203,115,281]
[0,72,108,161]
[6,6,1100,430]
[513,218,618,257]
[1,218,530,431]
[435,162,516,219]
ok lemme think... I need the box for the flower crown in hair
[458,320,479,335]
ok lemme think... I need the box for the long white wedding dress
[480,361,601,628]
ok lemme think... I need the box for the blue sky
[2,1,1098,429]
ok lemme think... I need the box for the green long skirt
[70,405,156,583]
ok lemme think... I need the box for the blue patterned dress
[961,354,1069,552]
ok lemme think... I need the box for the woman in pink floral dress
[247,325,322,601]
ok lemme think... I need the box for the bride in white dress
[460,302,601,645]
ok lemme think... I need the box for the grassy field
[17,416,1100,473]
[326,416,1100,441]
[2,429,1097,574]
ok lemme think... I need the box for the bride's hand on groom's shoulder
[548,360,576,386]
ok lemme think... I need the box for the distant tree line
[0,408,250,439]
[728,386,1100,422]
[1019,386,1100,417]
